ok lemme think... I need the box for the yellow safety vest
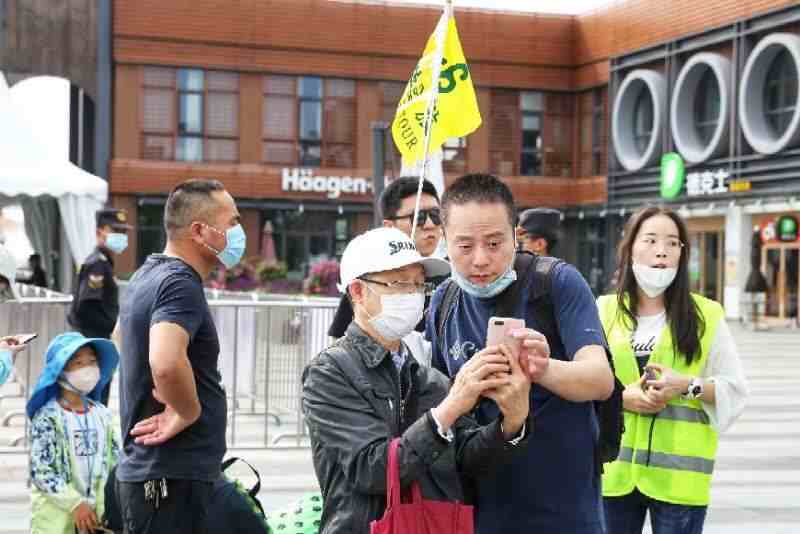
[597,293,724,506]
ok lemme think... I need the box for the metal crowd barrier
[0,289,340,453]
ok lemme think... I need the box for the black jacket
[301,323,529,534]
[67,246,118,338]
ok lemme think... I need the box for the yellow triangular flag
[392,12,482,166]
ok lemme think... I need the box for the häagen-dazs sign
[282,168,373,199]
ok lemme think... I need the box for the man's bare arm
[537,345,614,402]
[148,322,201,422]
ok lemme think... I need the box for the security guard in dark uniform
[516,207,563,257]
[67,208,132,405]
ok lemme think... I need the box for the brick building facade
[108,0,800,319]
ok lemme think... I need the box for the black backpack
[206,457,270,533]
[435,251,624,472]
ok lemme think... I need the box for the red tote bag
[370,438,474,534]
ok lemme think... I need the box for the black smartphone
[16,333,38,345]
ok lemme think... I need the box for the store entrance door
[761,243,800,324]
[286,232,334,280]
[688,230,725,303]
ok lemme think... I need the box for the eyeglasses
[638,236,684,252]
[358,277,433,295]
[386,208,442,227]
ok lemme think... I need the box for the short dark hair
[441,174,515,228]
[164,179,226,238]
[380,177,439,220]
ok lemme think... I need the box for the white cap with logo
[338,227,450,293]
[0,244,21,300]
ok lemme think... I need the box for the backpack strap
[222,456,262,499]
[435,278,462,344]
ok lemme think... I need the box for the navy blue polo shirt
[426,263,607,534]
[117,255,226,483]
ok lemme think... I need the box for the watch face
[691,384,702,396]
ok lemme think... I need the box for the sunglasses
[387,208,442,227]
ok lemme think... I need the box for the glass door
[688,231,724,303]
[762,244,800,322]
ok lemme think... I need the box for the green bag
[266,492,323,534]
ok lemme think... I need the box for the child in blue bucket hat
[27,332,121,534]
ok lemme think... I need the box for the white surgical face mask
[632,263,678,298]
[60,364,101,395]
[365,288,425,341]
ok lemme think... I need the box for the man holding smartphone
[427,174,614,534]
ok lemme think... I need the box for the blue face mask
[205,224,247,269]
[105,233,128,254]
[451,261,517,299]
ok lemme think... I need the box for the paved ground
[0,326,798,533]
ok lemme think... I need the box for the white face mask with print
[364,287,425,341]
[60,365,101,394]
[632,263,678,298]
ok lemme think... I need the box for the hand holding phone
[486,317,525,362]
[643,366,661,391]
[15,333,37,345]
[0,334,34,355]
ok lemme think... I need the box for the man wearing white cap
[302,227,532,534]
[0,244,29,385]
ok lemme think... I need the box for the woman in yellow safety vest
[598,206,748,534]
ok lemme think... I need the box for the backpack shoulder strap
[529,255,563,301]
[435,278,461,341]
[494,251,536,318]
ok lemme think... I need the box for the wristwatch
[682,377,704,400]
[500,421,527,446]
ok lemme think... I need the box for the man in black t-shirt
[328,176,446,340]
[116,179,246,534]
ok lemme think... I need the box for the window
[142,67,239,162]
[543,93,574,177]
[0,0,6,49]
[299,77,322,166]
[262,209,357,281]
[592,88,605,175]
[137,205,166,267]
[694,68,720,147]
[263,75,355,168]
[177,69,204,161]
[490,89,574,177]
[520,91,543,176]
[443,137,467,173]
[764,49,798,138]
[633,87,654,156]
[381,82,406,177]
[489,89,519,175]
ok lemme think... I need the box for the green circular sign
[778,215,799,242]
[660,153,685,199]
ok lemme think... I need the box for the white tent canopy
[0,72,107,271]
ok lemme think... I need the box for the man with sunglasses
[328,177,445,344]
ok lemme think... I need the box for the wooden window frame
[262,75,356,168]
[141,66,240,163]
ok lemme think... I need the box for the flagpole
[410,0,452,241]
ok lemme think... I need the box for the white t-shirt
[630,310,667,374]
[60,402,106,506]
